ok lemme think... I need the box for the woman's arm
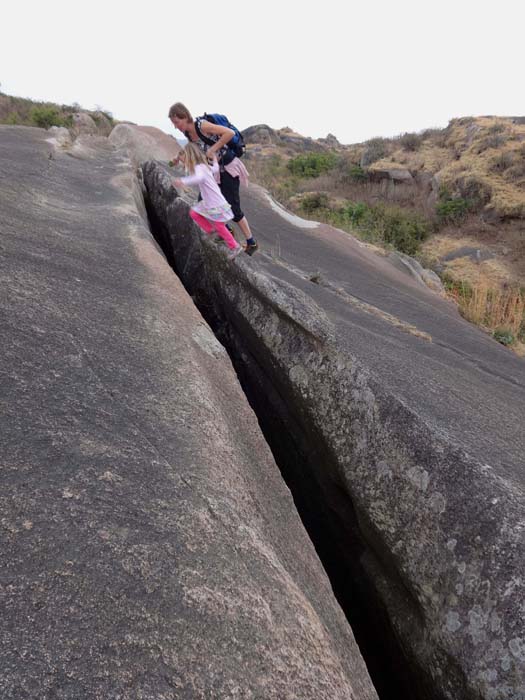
[199,120,235,157]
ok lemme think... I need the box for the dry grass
[465,283,524,335]
[447,278,525,346]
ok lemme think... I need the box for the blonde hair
[168,102,192,121]
[184,142,209,174]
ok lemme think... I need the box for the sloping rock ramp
[0,125,378,700]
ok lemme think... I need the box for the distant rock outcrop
[243,124,339,155]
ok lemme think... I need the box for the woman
[168,102,258,255]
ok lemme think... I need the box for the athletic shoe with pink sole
[226,245,243,261]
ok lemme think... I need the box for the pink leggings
[189,210,238,250]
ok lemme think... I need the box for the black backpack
[194,113,245,163]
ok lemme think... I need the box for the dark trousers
[219,170,244,223]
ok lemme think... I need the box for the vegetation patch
[287,152,338,178]
[436,190,471,224]
[0,91,114,132]
[298,195,429,256]
[444,273,525,346]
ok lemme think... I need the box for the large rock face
[109,123,180,165]
[142,159,525,700]
[0,125,378,699]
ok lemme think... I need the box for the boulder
[369,167,414,183]
[91,110,114,136]
[319,132,341,147]
[71,111,98,136]
[46,125,72,148]
[109,123,180,166]
[242,124,278,145]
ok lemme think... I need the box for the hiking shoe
[226,245,243,261]
[243,241,259,256]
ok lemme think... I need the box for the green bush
[493,328,514,346]
[300,192,329,212]
[287,152,338,178]
[338,200,428,255]
[342,201,369,224]
[436,196,470,224]
[346,164,369,182]
[5,112,21,125]
[372,204,428,255]
[29,105,65,129]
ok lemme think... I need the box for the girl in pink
[173,143,243,260]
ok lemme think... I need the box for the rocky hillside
[243,117,525,352]
[0,91,115,136]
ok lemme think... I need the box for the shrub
[5,112,21,125]
[398,132,422,152]
[342,201,370,225]
[505,159,525,182]
[476,133,506,152]
[493,328,515,346]
[372,204,428,255]
[300,192,329,212]
[454,175,491,210]
[345,164,369,183]
[488,122,506,134]
[29,105,64,129]
[490,151,515,173]
[287,152,338,178]
[436,196,470,224]
[361,137,389,166]
[339,200,428,255]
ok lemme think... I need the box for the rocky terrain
[1,98,524,700]
[243,119,525,352]
[0,123,377,700]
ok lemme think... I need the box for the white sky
[1,0,523,145]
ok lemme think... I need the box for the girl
[173,143,243,260]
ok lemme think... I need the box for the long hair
[168,102,192,121]
[183,142,208,174]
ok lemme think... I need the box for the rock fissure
[141,159,525,700]
[140,167,430,700]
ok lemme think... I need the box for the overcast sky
[1,0,523,145]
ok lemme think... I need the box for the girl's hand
[172,178,185,189]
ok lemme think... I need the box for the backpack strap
[194,117,216,148]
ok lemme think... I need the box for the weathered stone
[109,123,180,166]
[388,251,445,292]
[143,159,525,700]
[369,167,414,183]
[46,125,72,148]
[242,124,278,145]
[0,124,378,700]
[71,111,98,135]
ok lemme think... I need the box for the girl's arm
[199,120,235,158]
[175,164,207,188]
